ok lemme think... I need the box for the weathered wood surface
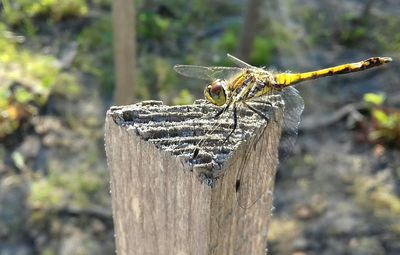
[105,99,284,255]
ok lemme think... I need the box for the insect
[174,54,392,208]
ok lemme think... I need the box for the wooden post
[105,99,284,255]
[112,0,136,105]
[236,0,263,61]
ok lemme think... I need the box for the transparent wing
[235,87,304,208]
[173,65,243,81]
[233,100,276,209]
[235,125,273,209]
[278,87,304,159]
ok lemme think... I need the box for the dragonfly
[174,54,392,208]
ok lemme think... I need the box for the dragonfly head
[204,79,227,106]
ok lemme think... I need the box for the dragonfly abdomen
[274,56,392,87]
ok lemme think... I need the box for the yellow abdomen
[275,57,392,87]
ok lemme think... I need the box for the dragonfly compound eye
[204,80,227,106]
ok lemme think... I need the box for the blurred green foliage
[370,109,400,148]
[76,16,114,92]
[172,89,195,105]
[138,12,170,40]
[217,26,239,55]
[29,168,104,210]
[299,5,400,52]
[363,93,400,149]
[1,0,88,25]
[249,36,276,67]
[92,0,111,8]
[364,93,386,106]
[353,174,400,219]
[336,13,369,47]
[0,23,55,137]
[300,6,330,47]
[0,22,79,138]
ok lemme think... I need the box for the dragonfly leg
[214,107,225,118]
[214,101,231,118]
[243,102,270,122]
[193,102,232,158]
[223,104,238,142]
[192,147,200,158]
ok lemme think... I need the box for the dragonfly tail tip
[383,57,393,63]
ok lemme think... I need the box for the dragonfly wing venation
[278,87,304,159]
[174,65,244,81]
[235,87,303,208]
[235,123,271,209]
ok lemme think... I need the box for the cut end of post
[107,97,283,184]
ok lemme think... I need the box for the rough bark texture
[105,99,284,255]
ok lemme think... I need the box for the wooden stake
[105,99,283,255]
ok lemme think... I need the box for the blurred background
[0,0,399,254]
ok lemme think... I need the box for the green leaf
[372,109,389,125]
[364,93,386,106]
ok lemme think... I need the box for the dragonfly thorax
[204,79,228,106]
